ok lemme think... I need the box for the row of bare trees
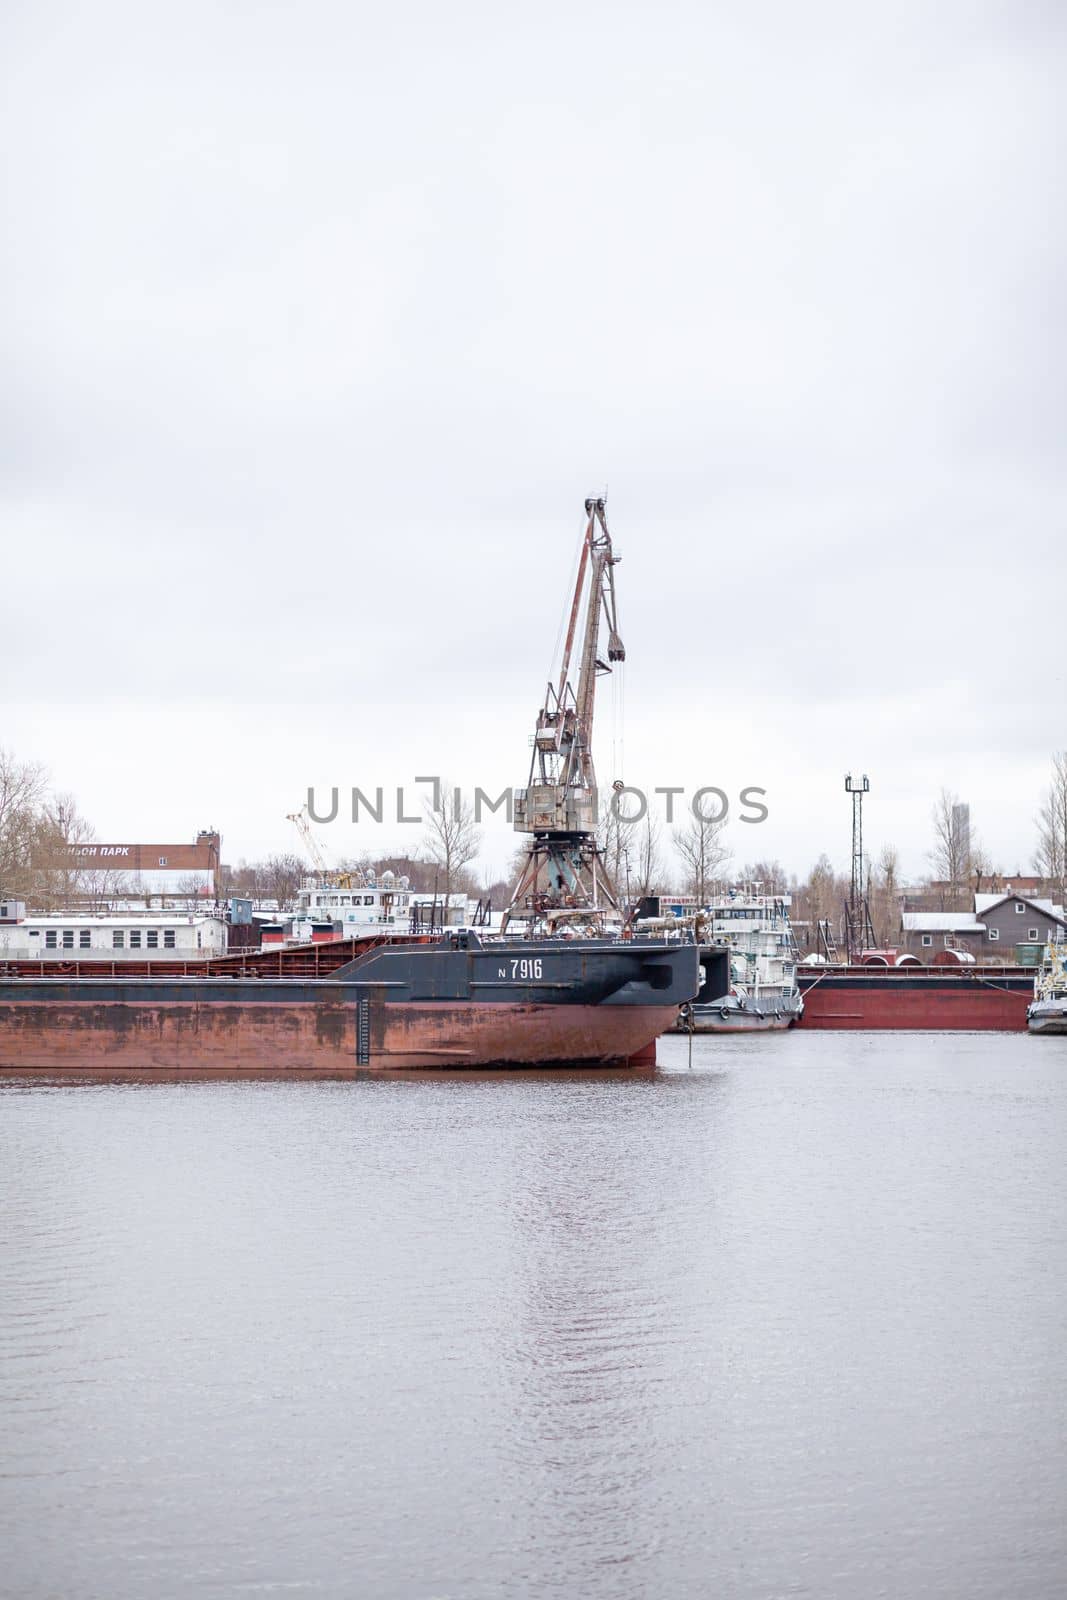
[12,740,1064,929]
[417,763,1062,935]
[597,801,735,903]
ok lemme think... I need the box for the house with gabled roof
[901,892,1065,960]
[973,892,1065,954]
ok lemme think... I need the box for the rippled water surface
[2,1032,1065,1600]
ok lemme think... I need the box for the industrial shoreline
[1,496,1063,1063]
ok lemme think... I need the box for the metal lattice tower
[844,773,869,960]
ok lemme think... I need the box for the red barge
[796,964,1031,1030]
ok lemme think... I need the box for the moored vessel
[1027,942,1067,1035]
[796,961,1032,1030]
[0,929,699,1072]
[684,886,802,1032]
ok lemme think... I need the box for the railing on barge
[796,962,1033,990]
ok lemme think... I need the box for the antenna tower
[844,773,870,961]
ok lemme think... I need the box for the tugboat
[664,885,802,1033]
[1028,941,1067,1035]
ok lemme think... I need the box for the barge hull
[0,997,679,1071]
[797,972,1029,1030]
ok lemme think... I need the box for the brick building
[61,830,221,895]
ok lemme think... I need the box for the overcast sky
[3,0,1064,884]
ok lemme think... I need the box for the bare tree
[1034,751,1067,905]
[630,815,663,899]
[794,852,846,954]
[0,748,49,898]
[31,791,98,908]
[870,843,901,945]
[421,781,482,922]
[78,866,133,912]
[596,790,641,900]
[928,788,971,907]
[969,842,997,896]
[260,853,306,908]
[672,813,729,904]
[176,871,212,903]
[222,858,261,900]
[739,858,787,893]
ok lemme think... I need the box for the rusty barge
[796,963,1032,1030]
[0,929,700,1072]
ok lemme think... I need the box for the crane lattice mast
[502,497,625,934]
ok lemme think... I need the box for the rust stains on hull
[0,1000,678,1072]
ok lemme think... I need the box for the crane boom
[287,806,333,880]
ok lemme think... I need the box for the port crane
[502,497,625,934]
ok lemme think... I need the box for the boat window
[364,895,374,905]
[129,929,142,948]
[113,930,124,949]
[164,929,176,948]
[147,930,159,948]
[79,930,91,948]
[46,930,58,948]
[62,930,74,948]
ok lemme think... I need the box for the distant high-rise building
[952,802,971,866]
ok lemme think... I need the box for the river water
[1,1032,1065,1600]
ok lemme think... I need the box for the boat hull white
[680,993,803,1033]
[1028,999,1067,1035]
